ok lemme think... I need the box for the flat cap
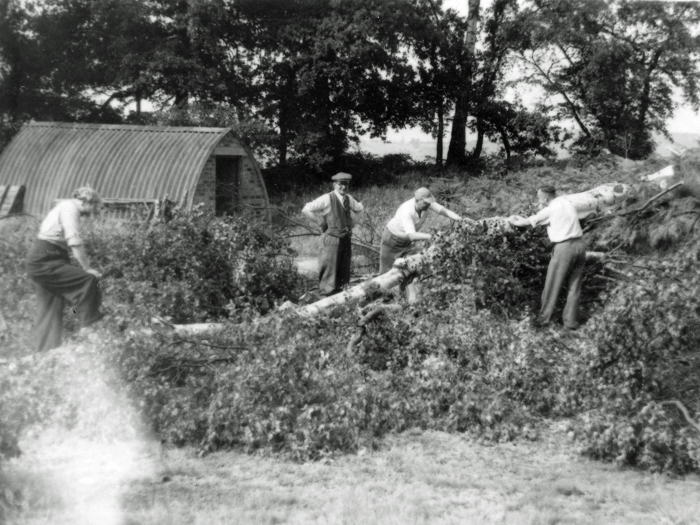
[331,172,352,182]
[414,187,436,204]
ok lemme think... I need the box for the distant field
[354,132,699,161]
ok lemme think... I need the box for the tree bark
[446,96,467,166]
[278,70,297,166]
[472,113,484,160]
[436,100,444,166]
[495,120,511,160]
[446,0,480,167]
[279,107,288,166]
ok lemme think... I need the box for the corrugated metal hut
[0,122,270,220]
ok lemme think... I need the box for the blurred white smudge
[8,343,161,523]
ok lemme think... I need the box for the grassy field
[4,422,700,525]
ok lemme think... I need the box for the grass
[4,427,700,525]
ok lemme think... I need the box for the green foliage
[104,298,572,460]
[569,244,700,473]
[482,102,563,160]
[263,151,420,196]
[430,219,551,313]
[108,314,389,460]
[84,209,304,323]
[0,217,39,355]
[0,0,142,128]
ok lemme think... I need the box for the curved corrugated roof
[0,122,231,215]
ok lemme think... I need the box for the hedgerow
[84,208,305,323]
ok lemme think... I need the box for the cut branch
[659,400,700,434]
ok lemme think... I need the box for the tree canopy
[1,0,698,166]
[517,0,700,159]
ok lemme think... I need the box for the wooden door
[215,157,240,216]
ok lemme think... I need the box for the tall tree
[445,0,480,167]
[467,0,522,160]
[0,0,161,144]
[409,0,469,165]
[517,0,700,159]
[205,0,420,168]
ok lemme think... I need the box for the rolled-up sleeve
[350,196,364,214]
[59,204,83,246]
[529,207,552,228]
[302,194,330,217]
[430,202,446,215]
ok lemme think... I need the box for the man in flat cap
[302,172,364,296]
[380,187,462,276]
[507,185,586,330]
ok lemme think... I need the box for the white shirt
[37,199,83,249]
[528,196,582,243]
[302,190,364,217]
[386,198,445,238]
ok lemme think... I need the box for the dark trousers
[540,237,586,328]
[317,234,352,295]
[25,240,103,351]
[379,228,419,275]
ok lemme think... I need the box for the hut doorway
[215,157,240,216]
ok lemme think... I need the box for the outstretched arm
[507,215,532,228]
[439,207,462,221]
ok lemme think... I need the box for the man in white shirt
[302,172,364,296]
[508,185,586,329]
[25,186,105,351]
[379,187,462,275]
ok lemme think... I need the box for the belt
[554,236,582,244]
[385,228,410,242]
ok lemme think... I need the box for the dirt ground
[5,425,700,525]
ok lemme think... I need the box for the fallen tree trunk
[298,183,633,317]
[565,183,633,219]
[161,182,639,330]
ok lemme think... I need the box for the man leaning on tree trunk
[507,185,586,330]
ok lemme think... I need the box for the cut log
[171,323,226,335]
[564,183,631,220]
[641,165,676,189]
[149,316,226,335]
